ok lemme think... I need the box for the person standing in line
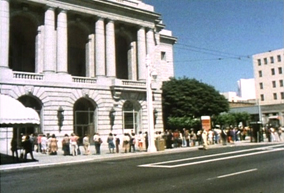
[83,134,90,155]
[70,133,78,156]
[11,137,19,161]
[114,134,120,153]
[93,133,102,155]
[122,133,130,153]
[22,135,36,161]
[62,134,70,156]
[137,131,144,151]
[49,134,58,155]
[37,134,42,153]
[145,132,149,151]
[107,133,115,153]
[201,129,208,150]
[41,134,48,154]
[129,133,136,153]
[184,129,190,147]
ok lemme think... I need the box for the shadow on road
[0,153,38,165]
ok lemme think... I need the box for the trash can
[155,139,165,151]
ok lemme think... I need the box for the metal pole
[146,55,157,152]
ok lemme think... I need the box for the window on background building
[272,81,276,88]
[281,92,284,99]
[278,67,283,74]
[273,93,277,100]
[280,80,284,87]
[272,80,276,88]
[270,56,274,63]
[271,68,275,75]
[264,58,267,64]
[161,51,166,61]
[257,59,261,66]
[259,82,263,89]
[277,55,281,62]
[259,70,262,77]
[260,94,264,101]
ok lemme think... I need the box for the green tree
[162,77,229,129]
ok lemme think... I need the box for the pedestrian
[70,133,79,156]
[114,134,120,153]
[107,133,115,153]
[83,134,90,155]
[93,133,102,154]
[184,129,190,147]
[201,129,208,150]
[41,134,48,154]
[137,131,144,151]
[49,134,58,155]
[62,134,70,156]
[11,137,19,161]
[145,132,149,151]
[22,135,36,161]
[129,132,136,153]
[37,134,42,153]
[123,133,130,153]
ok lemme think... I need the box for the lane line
[138,147,284,168]
[138,144,284,167]
[217,168,258,179]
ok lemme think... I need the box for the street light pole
[146,55,157,152]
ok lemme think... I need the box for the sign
[201,116,211,131]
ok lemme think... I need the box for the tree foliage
[162,77,229,118]
[162,77,229,130]
[214,112,251,128]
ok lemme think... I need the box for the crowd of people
[10,126,282,161]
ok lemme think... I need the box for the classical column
[137,27,146,81]
[44,7,56,73]
[146,28,155,59]
[86,34,95,77]
[95,17,105,77]
[56,9,67,73]
[106,20,116,78]
[0,0,9,68]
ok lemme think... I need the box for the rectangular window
[281,92,284,99]
[271,68,275,75]
[257,59,261,66]
[270,56,274,63]
[277,55,281,62]
[264,58,267,64]
[280,80,284,87]
[272,81,276,88]
[273,93,277,100]
[161,51,166,61]
[279,67,283,74]
[259,70,262,77]
[259,82,263,89]
[260,94,264,101]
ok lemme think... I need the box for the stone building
[0,0,177,148]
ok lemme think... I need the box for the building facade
[237,78,256,100]
[253,48,284,126]
[0,0,177,150]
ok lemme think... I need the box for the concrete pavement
[1,139,282,172]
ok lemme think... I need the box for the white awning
[0,94,40,126]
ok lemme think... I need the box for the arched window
[123,101,141,133]
[74,98,96,143]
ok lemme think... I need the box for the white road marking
[138,145,284,169]
[217,168,258,179]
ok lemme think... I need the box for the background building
[0,0,177,153]
[252,48,284,126]
[237,78,256,100]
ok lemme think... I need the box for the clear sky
[143,0,284,92]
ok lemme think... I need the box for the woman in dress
[49,134,58,155]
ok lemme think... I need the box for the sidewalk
[0,139,281,172]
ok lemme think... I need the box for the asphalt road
[1,144,284,193]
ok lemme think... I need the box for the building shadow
[0,153,38,165]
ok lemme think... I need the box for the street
[1,144,284,193]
